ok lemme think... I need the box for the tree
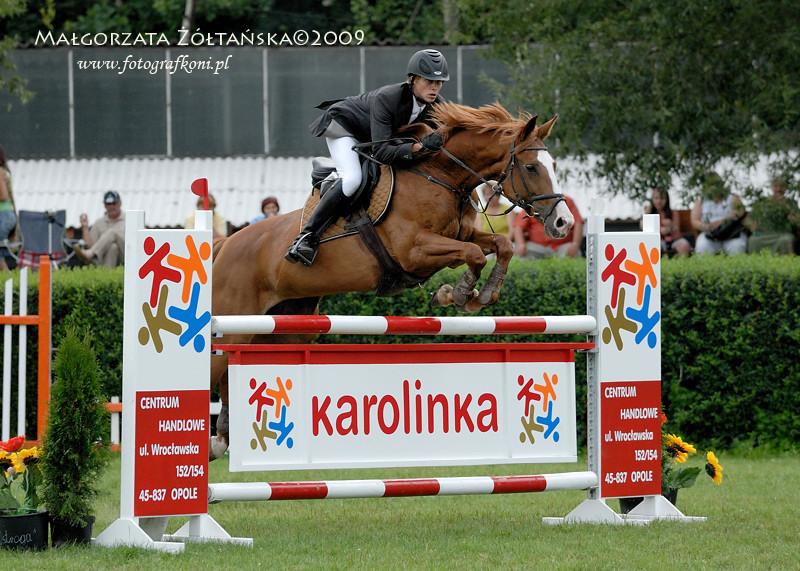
[352,0,444,45]
[458,0,800,199]
[0,0,30,104]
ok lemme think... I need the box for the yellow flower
[675,451,689,464]
[17,447,40,465]
[10,453,26,475]
[705,451,723,485]
[663,433,697,457]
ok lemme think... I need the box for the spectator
[250,196,280,225]
[747,176,800,254]
[643,188,693,257]
[474,182,513,239]
[73,190,125,267]
[0,145,16,271]
[691,172,747,255]
[512,194,584,258]
[185,193,228,239]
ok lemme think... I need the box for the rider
[285,49,450,266]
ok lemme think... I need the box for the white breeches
[325,135,362,197]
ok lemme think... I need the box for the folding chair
[10,210,76,269]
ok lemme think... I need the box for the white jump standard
[96,212,704,553]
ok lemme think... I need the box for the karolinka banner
[227,344,580,471]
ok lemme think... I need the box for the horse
[208,102,574,458]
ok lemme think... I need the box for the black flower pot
[664,488,679,506]
[0,510,49,550]
[617,496,643,514]
[618,490,679,514]
[50,515,95,547]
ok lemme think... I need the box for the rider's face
[411,77,444,103]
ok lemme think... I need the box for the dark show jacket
[309,82,445,166]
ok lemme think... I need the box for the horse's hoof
[452,285,478,307]
[463,297,485,313]
[431,284,454,308]
[209,434,229,461]
[478,287,498,306]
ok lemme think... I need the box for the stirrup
[285,232,320,266]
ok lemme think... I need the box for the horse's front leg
[468,230,514,306]
[407,232,488,312]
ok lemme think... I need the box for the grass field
[6,452,799,569]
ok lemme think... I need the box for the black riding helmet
[407,49,450,81]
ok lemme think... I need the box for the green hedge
[2,255,798,449]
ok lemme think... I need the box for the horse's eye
[525,164,538,174]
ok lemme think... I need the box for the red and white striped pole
[208,471,598,502]
[211,314,597,337]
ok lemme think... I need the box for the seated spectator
[691,173,747,255]
[474,182,514,239]
[512,194,583,258]
[747,176,799,254]
[185,193,228,239]
[0,145,16,271]
[250,196,280,225]
[73,190,125,267]
[643,188,693,257]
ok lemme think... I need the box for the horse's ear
[518,114,538,142]
[535,114,559,140]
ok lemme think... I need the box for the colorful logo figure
[516,372,561,445]
[600,242,660,350]
[137,235,211,353]
[249,375,295,452]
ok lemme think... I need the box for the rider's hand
[79,213,89,227]
[420,131,444,152]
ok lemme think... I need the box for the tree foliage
[458,0,800,199]
[0,0,30,103]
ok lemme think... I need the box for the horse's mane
[430,102,531,144]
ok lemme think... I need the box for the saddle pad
[300,166,395,243]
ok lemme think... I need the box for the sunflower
[705,451,723,485]
[663,433,697,457]
[16,447,41,466]
[9,453,25,475]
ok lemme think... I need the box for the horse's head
[424,101,573,239]
[500,114,573,239]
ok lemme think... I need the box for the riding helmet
[407,49,450,81]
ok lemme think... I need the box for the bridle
[355,137,564,225]
[439,139,565,225]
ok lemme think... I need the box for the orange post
[36,256,51,442]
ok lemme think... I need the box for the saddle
[301,157,391,243]
[300,158,426,295]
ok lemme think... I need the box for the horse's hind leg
[210,351,232,459]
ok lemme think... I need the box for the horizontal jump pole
[211,315,597,337]
[207,471,598,502]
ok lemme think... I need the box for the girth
[346,209,427,296]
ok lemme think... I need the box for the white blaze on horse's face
[537,150,574,239]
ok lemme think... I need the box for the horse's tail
[212,236,227,261]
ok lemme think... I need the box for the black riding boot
[285,178,350,266]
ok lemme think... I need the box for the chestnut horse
[209,102,573,458]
